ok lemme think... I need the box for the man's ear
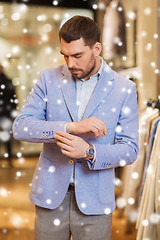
[93,42,102,57]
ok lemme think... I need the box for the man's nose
[67,57,76,69]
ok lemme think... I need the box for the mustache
[69,68,82,72]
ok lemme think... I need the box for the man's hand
[66,116,107,138]
[54,131,89,159]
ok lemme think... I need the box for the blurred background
[0,0,160,239]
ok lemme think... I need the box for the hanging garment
[102,0,126,60]
[136,122,160,240]
[121,108,159,219]
[139,116,160,204]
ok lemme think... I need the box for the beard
[69,55,96,80]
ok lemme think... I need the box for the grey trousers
[35,191,112,240]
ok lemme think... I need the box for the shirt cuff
[64,122,68,132]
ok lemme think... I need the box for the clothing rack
[119,102,160,238]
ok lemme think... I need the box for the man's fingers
[61,149,72,157]
[91,124,107,138]
[54,131,74,141]
[54,135,71,146]
[89,118,107,136]
[56,141,72,151]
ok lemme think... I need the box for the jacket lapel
[59,62,115,122]
[82,62,115,120]
[59,65,78,122]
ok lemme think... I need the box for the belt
[68,184,75,192]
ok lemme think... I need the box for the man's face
[60,37,97,80]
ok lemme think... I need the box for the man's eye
[75,55,81,58]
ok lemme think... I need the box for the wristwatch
[86,144,95,161]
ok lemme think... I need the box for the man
[13,16,139,240]
[0,64,17,167]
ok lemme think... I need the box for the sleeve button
[69,160,74,164]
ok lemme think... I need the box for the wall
[97,0,160,111]
[97,0,139,68]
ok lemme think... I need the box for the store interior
[0,0,160,239]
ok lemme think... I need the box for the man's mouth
[69,69,81,74]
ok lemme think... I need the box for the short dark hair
[59,15,100,47]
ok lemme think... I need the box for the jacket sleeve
[88,83,139,170]
[12,72,67,143]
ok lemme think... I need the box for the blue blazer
[13,61,139,215]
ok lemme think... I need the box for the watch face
[88,148,94,156]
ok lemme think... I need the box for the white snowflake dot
[21,85,26,90]
[24,127,28,132]
[59,206,64,212]
[48,166,55,173]
[81,203,86,209]
[116,197,126,208]
[122,88,126,92]
[114,178,122,187]
[1,84,5,89]
[63,79,68,84]
[155,69,159,74]
[123,107,131,115]
[4,153,9,158]
[2,228,8,234]
[132,172,139,179]
[0,188,8,197]
[104,208,111,215]
[57,99,62,104]
[17,152,22,158]
[115,125,122,133]
[153,33,158,39]
[149,213,159,224]
[53,219,61,226]
[16,171,22,177]
[142,219,149,226]
[76,101,80,106]
[128,198,135,205]
[108,81,112,85]
[119,159,126,166]
[46,199,52,205]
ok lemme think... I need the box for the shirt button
[69,160,74,164]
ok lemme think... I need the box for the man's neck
[84,57,101,81]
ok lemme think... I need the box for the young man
[13,16,139,240]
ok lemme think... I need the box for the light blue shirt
[76,57,104,121]
[70,57,104,184]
